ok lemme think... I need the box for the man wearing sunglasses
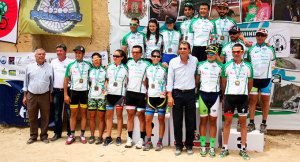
[180,2,195,47]
[167,41,198,156]
[189,2,216,62]
[213,2,249,50]
[219,26,247,64]
[122,18,145,59]
[220,43,253,160]
[247,28,276,134]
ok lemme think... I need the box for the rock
[99,153,104,157]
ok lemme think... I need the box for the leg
[261,95,270,121]
[89,111,97,136]
[27,93,39,140]
[69,107,78,132]
[239,116,247,146]
[200,116,208,138]
[98,111,106,138]
[52,90,63,137]
[126,109,135,132]
[106,109,114,137]
[158,114,165,139]
[145,114,154,139]
[172,92,184,149]
[184,92,196,149]
[80,106,87,131]
[209,116,217,139]
[116,107,123,137]
[223,115,233,145]
[65,103,71,136]
[249,94,258,120]
[39,92,50,140]
[137,110,146,134]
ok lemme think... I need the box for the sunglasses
[232,50,243,54]
[218,3,228,7]
[229,32,238,35]
[206,52,216,56]
[184,2,194,7]
[130,23,138,26]
[151,55,161,58]
[113,55,122,58]
[256,33,266,37]
[92,58,101,62]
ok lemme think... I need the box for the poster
[274,0,300,23]
[177,0,211,21]
[0,0,19,44]
[19,0,92,37]
[120,0,149,26]
[149,0,180,21]
[210,0,241,23]
[241,0,273,23]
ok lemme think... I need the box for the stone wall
[0,0,110,53]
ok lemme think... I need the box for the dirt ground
[1,125,300,162]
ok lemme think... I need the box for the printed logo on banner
[0,0,18,38]
[0,56,7,64]
[8,70,16,76]
[30,0,82,34]
[122,0,147,19]
[18,70,25,75]
[8,57,14,65]
[1,68,7,75]
[268,34,287,53]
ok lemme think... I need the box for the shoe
[50,134,61,141]
[155,141,163,151]
[174,148,182,156]
[218,149,229,158]
[95,137,103,145]
[208,147,216,157]
[143,141,153,151]
[239,150,250,160]
[237,123,241,132]
[200,146,207,156]
[80,135,87,144]
[103,137,113,146]
[41,138,49,144]
[124,137,133,148]
[247,123,255,132]
[260,123,267,134]
[186,148,194,155]
[65,136,75,145]
[116,137,122,146]
[135,138,144,149]
[88,136,95,144]
[26,138,37,144]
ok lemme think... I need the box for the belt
[54,88,64,91]
[174,88,194,93]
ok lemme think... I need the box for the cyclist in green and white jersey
[160,17,181,65]
[143,50,167,151]
[64,46,92,145]
[247,28,276,134]
[189,3,216,62]
[122,18,145,59]
[145,18,163,62]
[104,50,128,146]
[219,44,253,160]
[195,45,223,157]
[180,2,195,48]
[125,45,151,149]
[219,26,247,63]
[87,53,106,145]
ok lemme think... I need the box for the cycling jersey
[247,43,276,79]
[146,63,167,97]
[106,63,128,96]
[221,40,247,63]
[222,60,253,95]
[196,60,223,92]
[145,34,163,59]
[189,17,216,46]
[88,66,106,99]
[127,58,150,94]
[213,16,237,45]
[160,29,181,55]
[180,17,195,46]
[122,31,145,58]
[65,60,92,91]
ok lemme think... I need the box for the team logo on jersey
[267,34,287,53]
[122,0,147,19]
[30,0,82,34]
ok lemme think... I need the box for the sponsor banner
[19,0,92,37]
[0,0,19,44]
[0,51,108,80]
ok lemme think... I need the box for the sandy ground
[1,126,300,162]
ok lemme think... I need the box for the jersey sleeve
[211,20,217,35]
[196,62,202,76]
[122,33,130,46]
[65,63,72,77]
[270,46,276,61]
[222,62,229,78]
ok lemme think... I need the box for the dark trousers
[192,46,207,62]
[52,88,71,136]
[27,92,50,140]
[172,89,196,149]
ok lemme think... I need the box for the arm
[22,66,29,106]
[239,33,250,47]
[221,77,227,97]
[166,63,175,108]
[122,46,128,57]
[248,79,253,95]
[195,75,200,89]
[64,77,71,104]
[219,55,225,63]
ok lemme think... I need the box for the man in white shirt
[50,44,73,141]
[167,41,198,156]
